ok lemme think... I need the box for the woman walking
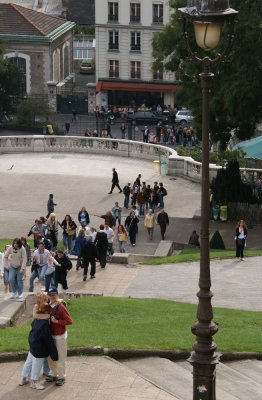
[235,219,247,261]
[117,224,128,253]
[4,238,27,300]
[60,214,77,254]
[46,213,59,250]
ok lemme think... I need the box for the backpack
[123,185,129,195]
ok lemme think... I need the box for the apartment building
[95,0,179,109]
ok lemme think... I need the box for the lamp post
[178,1,238,399]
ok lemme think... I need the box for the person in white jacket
[4,238,27,300]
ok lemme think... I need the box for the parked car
[126,111,168,125]
[175,109,194,125]
[80,58,95,74]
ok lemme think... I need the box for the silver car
[175,109,194,125]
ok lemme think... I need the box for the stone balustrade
[0,135,261,184]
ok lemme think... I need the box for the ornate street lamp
[178,1,238,399]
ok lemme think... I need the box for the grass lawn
[0,239,63,252]
[142,248,262,265]
[1,297,262,353]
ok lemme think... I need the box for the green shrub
[210,230,225,250]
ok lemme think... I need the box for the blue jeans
[21,351,44,381]
[139,203,145,216]
[63,233,73,252]
[9,266,23,296]
[118,240,126,253]
[45,272,56,292]
[159,195,164,208]
[124,195,130,208]
[29,264,48,291]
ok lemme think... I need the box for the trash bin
[153,160,160,175]
[212,204,220,221]
[160,160,167,176]
[220,205,228,221]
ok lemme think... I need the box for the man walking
[108,168,122,194]
[123,182,131,208]
[47,194,57,218]
[94,225,108,268]
[157,208,169,240]
[80,236,98,281]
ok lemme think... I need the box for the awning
[96,80,180,93]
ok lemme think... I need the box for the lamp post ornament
[178,1,238,399]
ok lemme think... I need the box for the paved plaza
[1,151,262,399]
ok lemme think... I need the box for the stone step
[122,357,262,400]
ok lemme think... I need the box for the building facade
[0,4,75,109]
[95,0,179,110]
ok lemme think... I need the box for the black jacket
[94,231,108,250]
[112,170,119,184]
[29,319,58,360]
[78,210,90,225]
[80,241,98,262]
[157,212,169,225]
[54,254,72,270]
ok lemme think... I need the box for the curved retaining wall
[0,135,259,184]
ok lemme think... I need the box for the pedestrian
[188,230,200,247]
[0,244,11,299]
[72,229,87,270]
[112,201,122,224]
[80,235,98,281]
[235,219,247,261]
[157,209,169,240]
[123,182,131,208]
[29,241,59,292]
[19,302,58,390]
[4,238,27,300]
[47,194,57,219]
[135,174,142,191]
[46,288,72,386]
[32,219,47,248]
[65,122,70,134]
[60,214,77,254]
[144,209,155,240]
[104,223,114,257]
[125,211,139,246]
[142,126,149,143]
[108,168,122,194]
[158,182,168,208]
[120,123,126,139]
[54,250,72,291]
[136,189,147,216]
[46,213,59,250]
[21,236,32,272]
[94,225,108,268]
[71,109,77,122]
[117,224,128,253]
[78,206,90,227]
[99,210,116,228]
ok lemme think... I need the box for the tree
[211,160,259,204]
[152,0,262,149]
[209,231,225,250]
[0,57,25,118]
[16,98,53,126]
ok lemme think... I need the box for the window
[109,60,119,78]
[130,3,141,22]
[130,61,141,79]
[8,57,27,93]
[73,39,94,59]
[109,31,119,50]
[153,69,163,80]
[130,32,141,51]
[108,2,118,22]
[153,4,163,24]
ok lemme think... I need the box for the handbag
[67,227,76,236]
[31,260,40,272]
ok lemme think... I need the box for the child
[0,244,11,299]
[19,293,57,389]
[117,224,128,253]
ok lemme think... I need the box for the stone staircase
[122,357,262,399]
